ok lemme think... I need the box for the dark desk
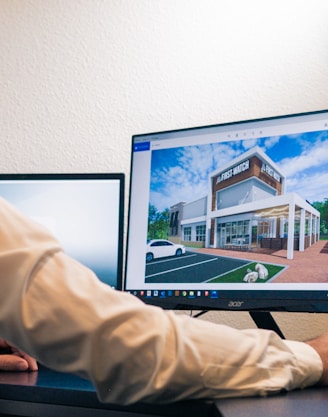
[0,366,220,417]
[1,367,328,417]
[216,386,328,417]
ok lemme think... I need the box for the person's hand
[306,333,328,386]
[0,339,38,372]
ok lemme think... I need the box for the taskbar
[124,288,328,312]
[126,289,219,300]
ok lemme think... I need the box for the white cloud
[279,140,328,178]
[287,170,328,203]
[263,135,281,149]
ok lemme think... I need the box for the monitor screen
[0,173,124,290]
[125,110,328,312]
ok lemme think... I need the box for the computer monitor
[0,173,124,290]
[125,110,328,316]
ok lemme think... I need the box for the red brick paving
[199,240,328,284]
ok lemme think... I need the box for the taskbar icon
[132,289,219,299]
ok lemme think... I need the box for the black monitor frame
[0,172,125,291]
[124,110,328,320]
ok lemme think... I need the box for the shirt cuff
[283,340,323,389]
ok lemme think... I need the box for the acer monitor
[124,110,328,327]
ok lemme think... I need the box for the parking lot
[145,251,250,284]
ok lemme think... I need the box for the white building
[170,146,320,260]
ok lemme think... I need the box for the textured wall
[1,0,328,340]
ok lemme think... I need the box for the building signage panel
[216,160,250,184]
[261,162,281,183]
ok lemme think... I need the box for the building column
[248,220,252,250]
[287,202,295,260]
[299,208,305,252]
[207,217,214,248]
[315,215,320,241]
[309,213,313,245]
[279,217,285,238]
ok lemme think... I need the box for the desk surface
[216,386,328,417]
[0,367,328,417]
[0,366,220,417]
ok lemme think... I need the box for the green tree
[313,198,328,235]
[147,204,170,240]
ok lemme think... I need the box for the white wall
[1,0,328,340]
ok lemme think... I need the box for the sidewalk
[199,240,328,284]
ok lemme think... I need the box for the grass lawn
[208,262,285,284]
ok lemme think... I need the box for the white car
[146,239,186,262]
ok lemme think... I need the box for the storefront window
[217,220,250,247]
[259,221,269,237]
[184,227,191,241]
[196,225,206,242]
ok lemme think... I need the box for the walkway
[199,240,328,284]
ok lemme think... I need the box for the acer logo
[228,301,245,308]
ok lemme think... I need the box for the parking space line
[147,253,197,266]
[146,257,218,278]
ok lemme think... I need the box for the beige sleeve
[0,198,323,405]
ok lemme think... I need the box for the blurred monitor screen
[0,173,124,289]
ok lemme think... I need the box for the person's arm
[306,334,328,386]
[0,197,324,404]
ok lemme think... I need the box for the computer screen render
[125,110,328,312]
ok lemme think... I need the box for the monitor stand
[249,311,285,339]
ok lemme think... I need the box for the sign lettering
[261,163,281,182]
[216,160,250,184]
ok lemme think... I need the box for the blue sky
[150,129,328,211]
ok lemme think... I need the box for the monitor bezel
[124,110,328,313]
[0,172,125,291]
